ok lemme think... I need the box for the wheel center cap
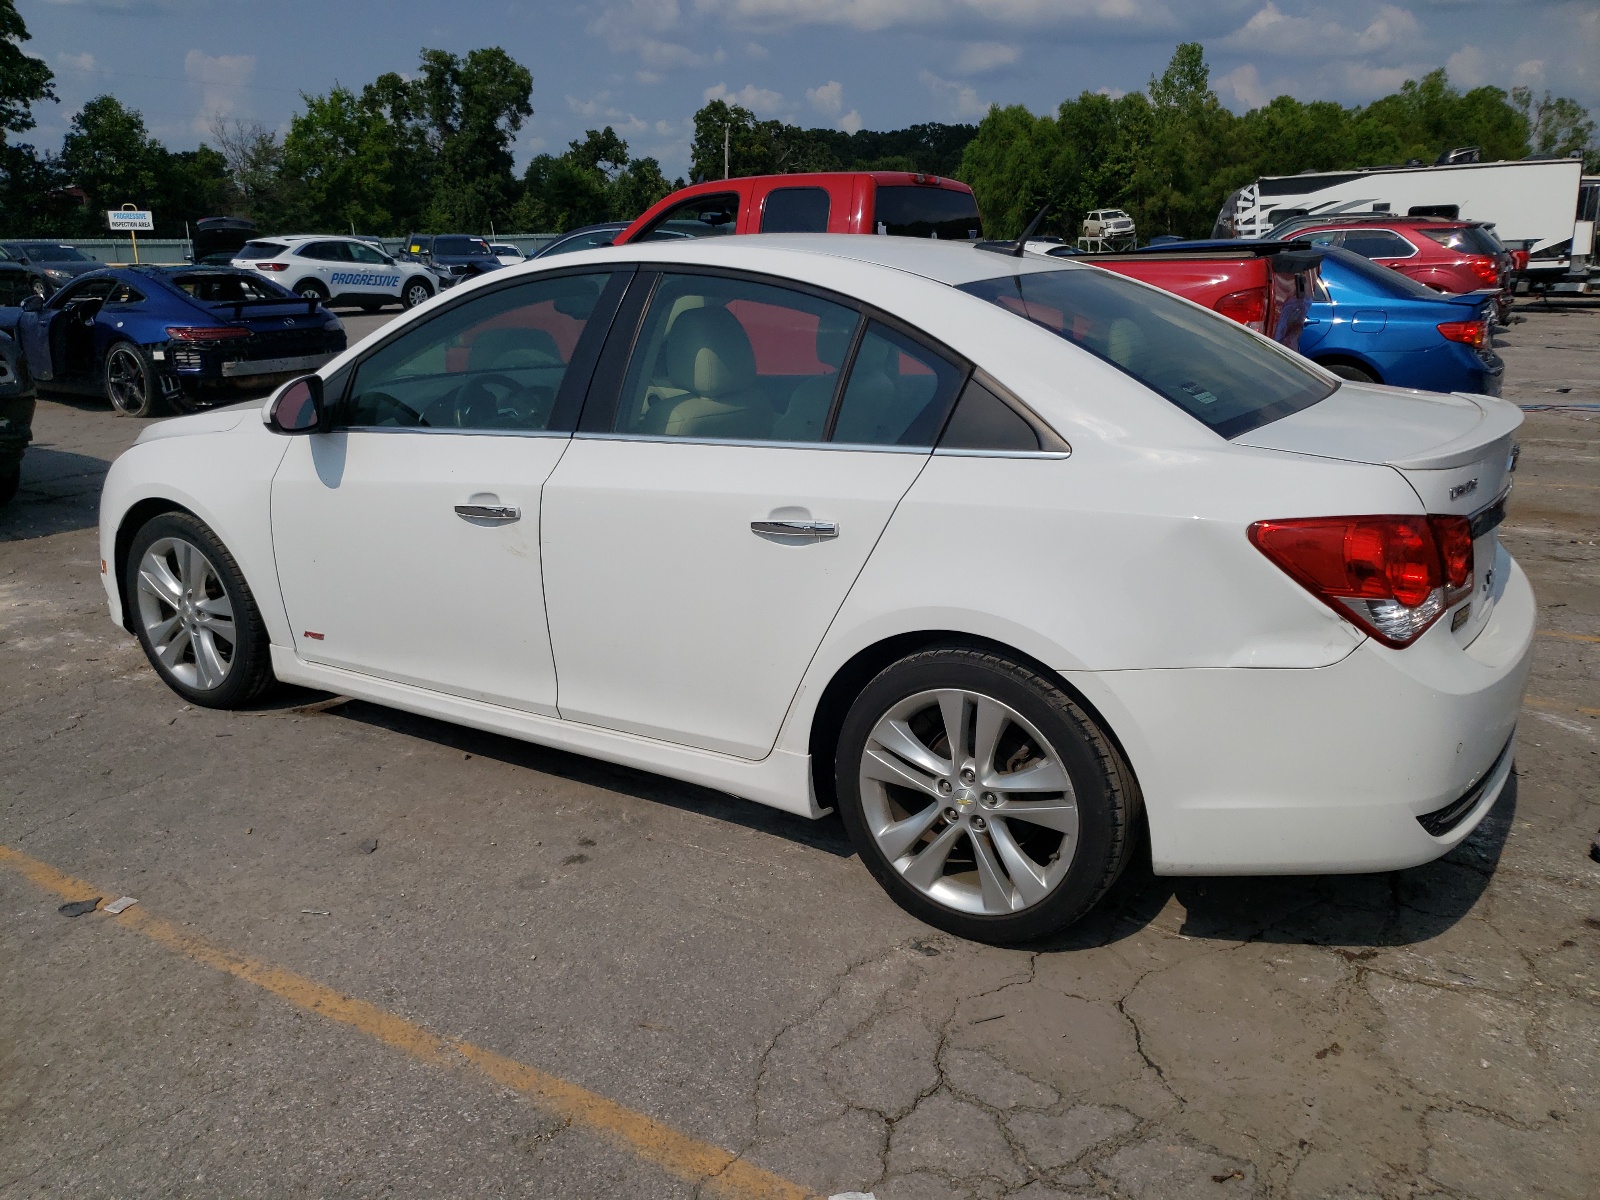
[954,789,979,809]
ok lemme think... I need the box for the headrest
[468,327,561,372]
[664,306,756,397]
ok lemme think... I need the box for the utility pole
[724,122,730,180]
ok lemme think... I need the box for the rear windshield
[433,236,493,256]
[238,241,287,259]
[874,186,983,240]
[19,243,90,261]
[1321,247,1445,300]
[959,267,1335,438]
[171,272,291,302]
[1420,226,1503,256]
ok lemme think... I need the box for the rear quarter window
[959,267,1335,439]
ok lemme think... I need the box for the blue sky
[19,0,1600,179]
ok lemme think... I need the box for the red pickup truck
[1031,241,1323,351]
[614,172,985,244]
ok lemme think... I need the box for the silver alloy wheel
[858,689,1079,916]
[135,537,237,690]
[105,345,148,415]
[405,280,431,307]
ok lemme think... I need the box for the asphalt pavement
[1,302,1596,1199]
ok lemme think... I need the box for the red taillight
[166,326,251,342]
[1466,255,1498,285]
[1437,320,1487,349]
[1214,287,1268,331]
[1510,250,1529,272]
[1248,515,1474,647]
[258,262,288,271]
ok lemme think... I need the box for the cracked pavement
[1,308,1597,1198]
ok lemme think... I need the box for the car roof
[538,232,1072,288]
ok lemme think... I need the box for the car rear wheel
[294,280,328,302]
[126,511,276,709]
[1323,362,1377,384]
[403,278,433,309]
[835,647,1140,945]
[104,342,162,417]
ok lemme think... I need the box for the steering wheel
[364,391,429,427]
[453,373,532,429]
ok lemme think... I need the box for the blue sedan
[0,265,346,417]
[1299,246,1503,395]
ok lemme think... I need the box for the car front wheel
[126,511,277,708]
[403,278,433,308]
[104,342,161,417]
[835,647,1141,945]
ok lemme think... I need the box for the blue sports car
[1299,246,1503,396]
[0,265,346,417]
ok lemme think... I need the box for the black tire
[0,460,20,505]
[125,511,277,709]
[294,279,328,302]
[402,277,433,309]
[103,341,163,417]
[359,300,385,313]
[1322,362,1377,384]
[835,646,1141,945]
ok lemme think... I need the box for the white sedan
[97,235,1533,944]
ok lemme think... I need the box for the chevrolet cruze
[98,236,1533,944]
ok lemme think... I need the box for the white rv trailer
[1215,155,1591,292]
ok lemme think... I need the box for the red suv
[1276,216,1513,319]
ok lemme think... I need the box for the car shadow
[265,690,857,858]
[0,445,111,540]
[252,687,1517,941]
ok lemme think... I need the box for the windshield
[959,267,1335,439]
[170,272,292,302]
[874,186,983,240]
[1420,226,1503,256]
[20,243,90,262]
[238,241,287,260]
[433,236,493,257]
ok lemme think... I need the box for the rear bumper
[1066,555,1535,875]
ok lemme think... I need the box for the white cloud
[745,41,769,58]
[806,80,845,116]
[954,41,1019,75]
[1095,85,1127,100]
[702,82,786,114]
[636,70,664,84]
[56,51,97,73]
[185,49,255,133]
[1217,63,1269,109]
[839,109,863,133]
[1445,45,1490,90]
[566,93,651,136]
[589,0,724,70]
[1222,3,1419,60]
[919,69,987,119]
[689,0,1177,35]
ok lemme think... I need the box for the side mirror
[265,375,325,435]
[20,293,43,313]
[383,255,395,266]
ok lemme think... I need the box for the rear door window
[829,321,965,447]
[638,193,740,241]
[760,187,831,234]
[873,186,983,240]
[960,266,1335,439]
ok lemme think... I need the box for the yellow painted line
[1538,630,1600,644]
[0,844,815,1200]
[1525,696,1600,719]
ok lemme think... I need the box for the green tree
[511,152,610,231]
[282,85,397,231]
[958,103,1068,239]
[60,95,163,213]
[1513,87,1597,168]
[610,156,673,220]
[210,118,299,226]
[567,126,630,177]
[0,0,54,137]
[413,47,533,230]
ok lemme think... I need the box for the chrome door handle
[751,519,838,539]
[455,504,520,522]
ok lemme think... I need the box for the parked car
[0,266,345,417]
[398,234,503,287]
[532,223,630,259]
[0,241,101,298]
[1274,215,1514,319]
[98,235,1531,944]
[613,172,984,244]
[189,216,258,266]
[488,242,526,266]
[1035,239,1322,350]
[233,235,434,312]
[1298,247,1504,394]
[0,329,34,505]
[1081,208,1135,241]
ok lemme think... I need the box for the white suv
[232,236,438,312]
[1081,209,1136,239]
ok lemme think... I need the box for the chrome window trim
[932,447,1071,460]
[571,431,931,454]
[342,425,574,439]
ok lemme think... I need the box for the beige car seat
[638,306,771,439]
[829,332,906,444]
[771,314,855,442]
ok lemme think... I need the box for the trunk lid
[1235,382,1521,645]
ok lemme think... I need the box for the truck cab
[614,173,984,245]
